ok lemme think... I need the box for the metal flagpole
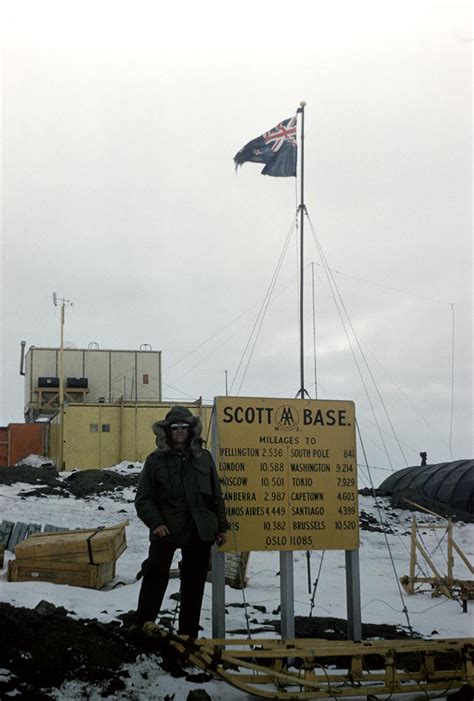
[297,101,306,398]
[280,102,307,641]
[312,261,318,399]
[283,102,362,643]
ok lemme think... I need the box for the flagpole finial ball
[300,101,307,107]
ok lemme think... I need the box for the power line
[449,303,456,459]
[327,266,465,307]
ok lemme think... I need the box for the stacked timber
[7,521,127,589]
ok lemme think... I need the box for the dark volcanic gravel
[64,468,139,497]
[1,464,140,499]
[0,465,61,487]
[0,601,158,699]
[0,601,427,700]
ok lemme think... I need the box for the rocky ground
[0,464,139,498]
[0,598,424,700]
[0,465,471,700]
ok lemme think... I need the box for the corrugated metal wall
[24,347,162,417]
[0,424,47,467]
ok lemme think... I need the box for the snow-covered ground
[1,460,472,700]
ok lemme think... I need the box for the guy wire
[230,215,297,395]
[308,215,409,467]
[356,420,415,635]
[307,217,394,468]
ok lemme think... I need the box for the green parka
[135,447,227,545]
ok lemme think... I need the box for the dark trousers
[136,535,212,638]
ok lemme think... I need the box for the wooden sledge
[144,623,474,699]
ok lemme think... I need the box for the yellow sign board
[214,396,359,552]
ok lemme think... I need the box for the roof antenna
[19,340,26,376]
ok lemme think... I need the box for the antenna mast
[53,292,73,471]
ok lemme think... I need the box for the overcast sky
[1,1,472,482]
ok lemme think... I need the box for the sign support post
[280,551,295,639]
[345,549,362,640]
[211,547,226,639]
[211,412,226,639]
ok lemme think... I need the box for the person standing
[134,406,227,638]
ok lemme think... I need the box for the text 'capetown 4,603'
[214,397,359,552]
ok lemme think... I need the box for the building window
[102,424,110,433]
[89,424,99,433]
[143,374,149,385]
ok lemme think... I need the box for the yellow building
[49,400,213,470]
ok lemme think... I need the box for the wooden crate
[14,521,127,564]
[8,558,116,589]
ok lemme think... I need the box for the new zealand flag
[233,116,297,177]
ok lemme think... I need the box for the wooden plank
[205,551,250,589]
[29,520,128,538]
[7,558,115,589]
[43,525,70,533]
[15,522,127,564]
[27,524,42,536]
[226,552,250,588]
[8,522,30,550]
[192,637,474,657]
[0,520,14,547]
[142,625,473,699]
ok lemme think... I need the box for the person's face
[170,422,191,448]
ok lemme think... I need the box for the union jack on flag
[264,117,297,153]
[233,116,297,177]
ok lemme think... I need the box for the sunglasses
[170,423,191,431]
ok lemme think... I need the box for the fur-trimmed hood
[152,406,204,457]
